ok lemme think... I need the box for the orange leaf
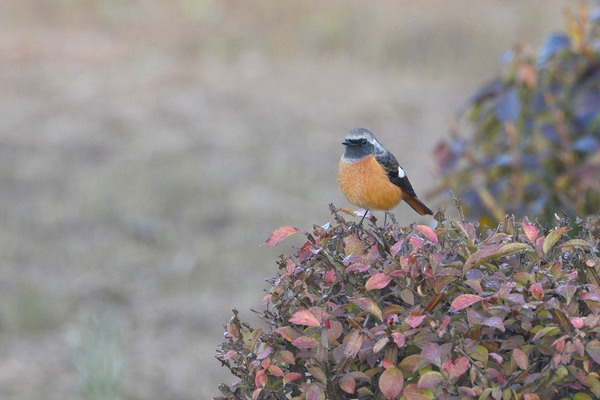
[262,226,300,247]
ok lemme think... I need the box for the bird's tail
[404,194,434,216]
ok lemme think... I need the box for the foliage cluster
[216,207,600,399]
[432,5,600,227]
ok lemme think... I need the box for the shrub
[216,207,600,399]
[431,5,600,227]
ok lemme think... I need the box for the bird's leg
[357,209,369,226]
[383,211,388,227]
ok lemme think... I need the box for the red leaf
[366,273,392,291]
[283,372,302,385]
[291,336,319,349]
[268,364,285,377]
[483,316,506,332]
[415,224,439,244]
[306,383,324,400]
[326,320,343,343]
[344,233,366,255]
[417,371,444,388]
[255,368,267,388]
[530,282,544,300]
[571,317,585,329]
[279,350,295,365]
[586,340,600,364]
[392,332,405,348]
[512,348,529,370]
[443,356,470,379]
[339,374,356,394]
[289,309,321,327]
[379,367,404,400]
[406,314,426,328]
[262,226,300,247]
[522,218,539,242]
[343,329,364,358]
[410,235,425,249]
[390,240,404,257]
[421,343,441,367]
[450,294,484,311]
[403,383,435,400]
[275,326,300,342]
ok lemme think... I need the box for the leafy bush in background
[216,207,600,399]
[431,5,600,227]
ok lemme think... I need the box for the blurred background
[0,1,576,399]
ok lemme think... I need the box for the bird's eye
[359,139,368,145]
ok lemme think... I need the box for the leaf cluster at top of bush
[216,207,600,400]
[432,5,600,227]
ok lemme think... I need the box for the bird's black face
[342,137,376,160]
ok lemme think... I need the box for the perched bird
[338,128,433,219]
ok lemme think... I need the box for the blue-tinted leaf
[537,33,571,66]
[572,135,600,153]
[492,154,512,167]
[500,49,515,65]
[466,79,503,108]
[496,88,520,122]
[539,122,561,145]
[574,87,600,127]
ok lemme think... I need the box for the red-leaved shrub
[216,207,600,399]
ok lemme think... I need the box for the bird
[338,128,433,222]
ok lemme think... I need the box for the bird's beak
[342,140,351,146]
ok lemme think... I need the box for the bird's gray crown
[341,128,386,161]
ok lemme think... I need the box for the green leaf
[351,297,383,321]
[417,371,444,389]
[542,227,570,254]
[463,242,531,272]
[531,326,561,342]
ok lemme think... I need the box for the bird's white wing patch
[398,166,406,178]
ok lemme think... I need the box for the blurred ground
[0,1,576,399]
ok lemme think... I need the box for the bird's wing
[375,152,418,198]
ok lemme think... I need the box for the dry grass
[0,1,575,398]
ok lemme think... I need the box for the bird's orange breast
[338,155,403,211]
